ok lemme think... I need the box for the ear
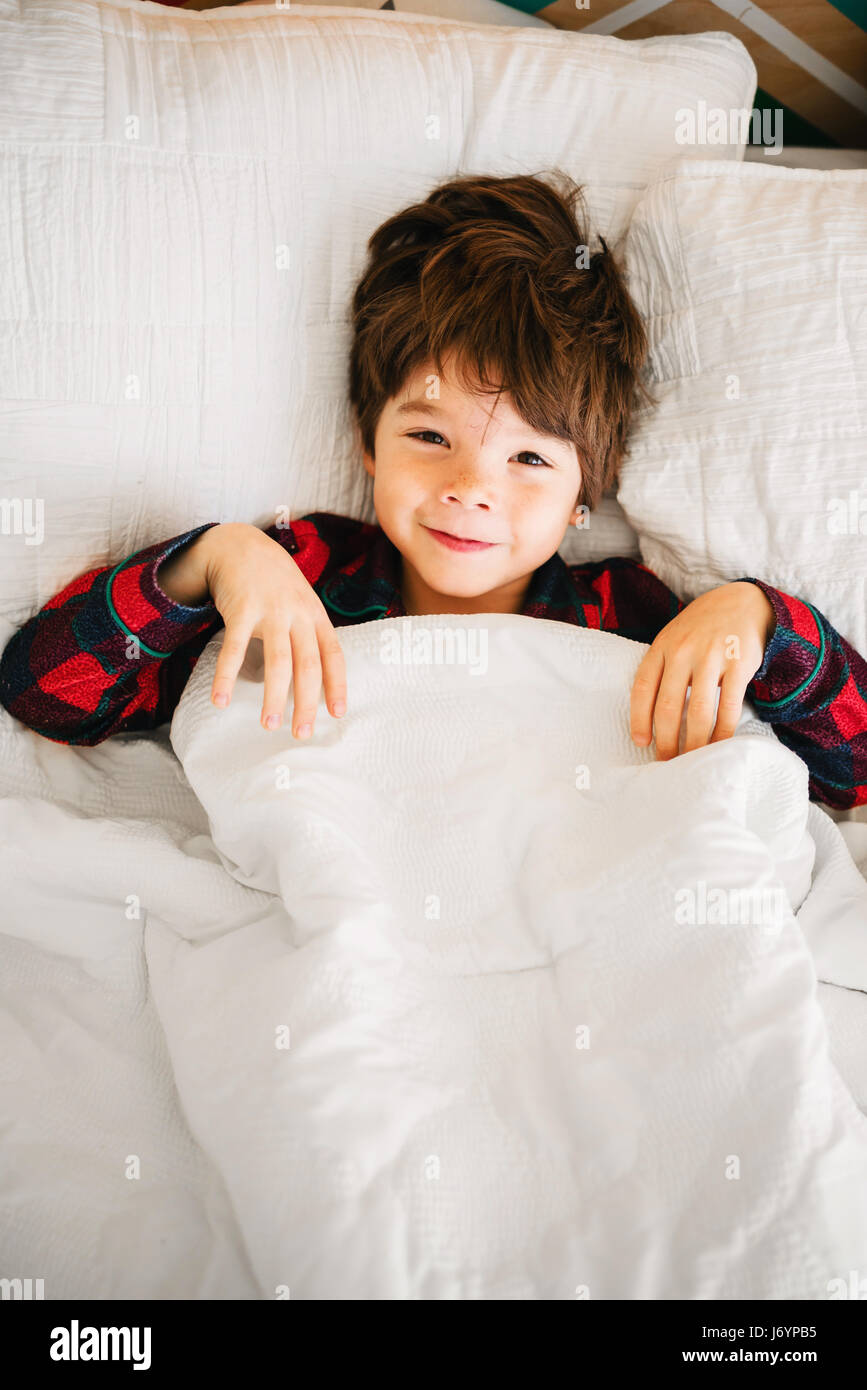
[362,450,375,479]
[351,415,374,477]
[571,454,584,519]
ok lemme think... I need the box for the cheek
[372,471,420,527]
[512,490,574,550]
[514,478,571,519]
[382,461,425,502]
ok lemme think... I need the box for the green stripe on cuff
[751,602,825,710]
[106,560,173,659]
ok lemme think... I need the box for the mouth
[423,525,499,553]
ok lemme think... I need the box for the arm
[0,523,222,746]
[736,578,867,812]
[1,511,372,750]
[572,557,867,810]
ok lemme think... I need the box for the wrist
[156,526,219,607]
[732,580,776,647]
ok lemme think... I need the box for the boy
[1,173,866,810]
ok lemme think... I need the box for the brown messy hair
[348,170,652,513]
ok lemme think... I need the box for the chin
[424,585,490,603]
[418,565,495,593]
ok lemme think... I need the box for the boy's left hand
[630,581,776,760]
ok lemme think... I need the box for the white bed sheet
[2,613,867,1298]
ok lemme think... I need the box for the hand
[630,582,776,760]
[202,523,347,737]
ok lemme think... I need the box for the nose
[440,457,495,509]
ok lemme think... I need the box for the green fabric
[828,0,867,27]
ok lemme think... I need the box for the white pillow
[0,0,755,624]
[619,160,867,651]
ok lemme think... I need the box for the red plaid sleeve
[0,514,360,747]
[737,578,867,812]
[0,523,224,746]
[581,558,867,811]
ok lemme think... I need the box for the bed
[1,0,866,1299]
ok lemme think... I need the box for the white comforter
[3,613,867,1299]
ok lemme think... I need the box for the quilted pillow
[619,159,867,652]
[0,0,755,623]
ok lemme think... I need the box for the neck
[399,557,532,617]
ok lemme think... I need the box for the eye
[406,433,552,468]
[514,451,552,468]
[407,429,447,446]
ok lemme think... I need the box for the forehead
[392,357,521,436]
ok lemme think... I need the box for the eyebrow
[395,398,443,417]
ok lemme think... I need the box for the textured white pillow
[619,160,867,651]
[0,0,755,623]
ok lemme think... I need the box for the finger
[652,658,691,760]
[288,619,323,738]
[260,622,293,731]
[630,646,664,745]
[211,618,254,708]
[316,622,347,718]
[709,667,750,743]
[682,661,723,754]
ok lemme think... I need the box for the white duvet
[3,614,867,1298]
[164,614,867,1299]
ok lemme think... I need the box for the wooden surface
[539,0,867,147]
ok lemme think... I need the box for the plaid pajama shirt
[2,511,866,810]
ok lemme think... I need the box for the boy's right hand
[201,522,347,737]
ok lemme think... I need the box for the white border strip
[576,0,671,35]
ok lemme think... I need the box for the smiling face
[363,352,585,617]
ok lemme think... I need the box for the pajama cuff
[106,522,221,658]
[736,577,824,711]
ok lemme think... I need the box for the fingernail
[296,723,311,739]
[332,700,345,717]
[213,693,228,708]
[265,714,280,730]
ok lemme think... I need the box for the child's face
[362,352,584,616]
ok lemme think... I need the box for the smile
[423,526,498,552]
